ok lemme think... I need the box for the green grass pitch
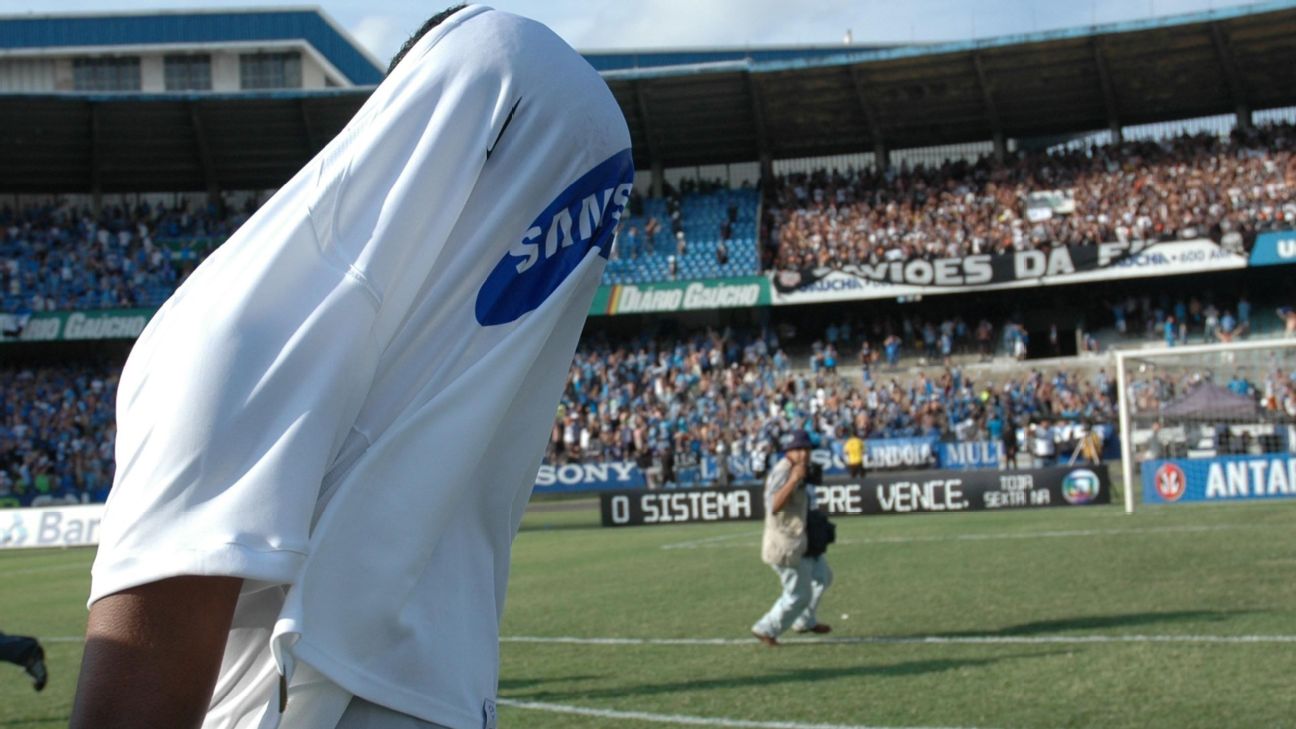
[3,497,1295,728]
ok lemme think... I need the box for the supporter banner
[589,276,770,316]
[533,460,645,494]
[1248,230,1296,267]
[771,239,1247,306]
[0,308,155,343]
[1025,190,1076,222]
[939,440,1004,469]
[1141,454,1296,505]
[699,439,938,487]
[0,503,105,549]
[859,436,939,469]
[599,465,1110,526]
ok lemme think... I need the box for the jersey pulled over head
[91,6,632,728]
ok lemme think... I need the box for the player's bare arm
[70,576,242,729]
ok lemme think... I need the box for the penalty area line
[496,697,980,729]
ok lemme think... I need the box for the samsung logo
[509,184,633,274]
[476,149,635,326]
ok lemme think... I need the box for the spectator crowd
[4,125,1296,311]
[7,325,1295,502]
[767,123,1296,270]
[547,325,1120,474]
[1,198,257,313]
[1127,360,1296,419]
[4,123,1296,500]
[0,364,119,503]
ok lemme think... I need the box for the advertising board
[599,466,1110,526]
[589,276,770,315]
[1248,230,1296,267]
[0,504,105,549]
[1141,454,1296,505]
[1,309,155,343]
[537,438,1030,494]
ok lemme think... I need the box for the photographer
[750,431,833,646]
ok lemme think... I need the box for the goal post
[1115,337,1296,513]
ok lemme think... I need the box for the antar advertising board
[1142,455,1296,505]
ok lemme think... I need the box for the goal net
[1115,338,1296,512]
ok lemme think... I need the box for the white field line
[42,633,1296,646]
[659,523,1274,551]
[502,634,1296,647]
[660,531,760,550]
[497,698,981,729]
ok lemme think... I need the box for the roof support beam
[849,66,888,168]
[747,74,773,178]
[747,75,769,153]
[971,53,1005,161]
[1210,23,1251,130]
[88,103,103,207]
[634,80,663,196]
[1092,41,1122,143]
[189,102,219,200]
[299,99,320,155]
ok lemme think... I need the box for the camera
[805,462,824,486]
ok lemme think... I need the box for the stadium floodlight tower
[1115,337,1296,513]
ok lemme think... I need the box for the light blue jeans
[752,554,833,638]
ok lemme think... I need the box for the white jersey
[89,6,632,729]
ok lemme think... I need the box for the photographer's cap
[781,430,813,451]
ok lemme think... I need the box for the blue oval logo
[1062,469,1101,504]
[475,148,635,326]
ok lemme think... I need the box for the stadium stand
[3,3,1296,501]
[607,185,761,283]
[0,364,119,503]
[5,117,1293,309]
[0,200,250,312]
[767,123,1296,270]
[550,326,1118,464]
[15,328,1295,500]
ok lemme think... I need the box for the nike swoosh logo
[486,97,522,160]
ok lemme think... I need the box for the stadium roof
[0,8,384,86]
[581,45,903,73]
[1,1,1294,192]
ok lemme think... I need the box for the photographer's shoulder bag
[805,509,836,557]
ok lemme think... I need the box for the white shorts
[208,586,450,729]
[284,668,451,729]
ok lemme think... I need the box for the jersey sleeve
[87,216,387,605]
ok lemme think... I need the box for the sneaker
[24,643,47,692]
[792,623,832,635]
[750,629,780,647]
